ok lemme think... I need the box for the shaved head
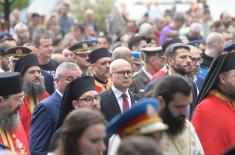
[112,47,132,60]
[206,32,224,47]
[205,32,224,57]
[110,59,133,92]
[110,59,131,73]
[112,47,133,68]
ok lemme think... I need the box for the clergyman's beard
[160,106,186,136]
[0,105,20,131]
[23,79,45,97]
[220,83,235,100]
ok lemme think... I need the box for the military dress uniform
[4,46,31,72]
[130,47,164,97]
[130,69,150,97]
[69,40,96,75]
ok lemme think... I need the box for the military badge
[82,43,88,49]
[16,49,22,56]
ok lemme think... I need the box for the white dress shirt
[111,85,131,113]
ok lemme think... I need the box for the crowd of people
[0,0,235,155]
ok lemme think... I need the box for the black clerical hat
[0,72,22,96]
[88,48,111,63]
[56,76,96,129]
[14,54,39,76]
[195,52,235,108]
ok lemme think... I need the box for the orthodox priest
[0,72,29,155]
[192,52,235,155]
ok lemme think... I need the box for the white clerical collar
[55,89,63,97]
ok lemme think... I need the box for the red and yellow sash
[210,89,235,110]
[0,128,28,155]
[26,97,40,114]
[0,129,15,152]
[95,78,112,93]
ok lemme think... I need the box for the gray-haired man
[30,62,81,155]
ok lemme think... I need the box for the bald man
[112,46,133,66]
[199,32,224,79]
[99,59,140,122]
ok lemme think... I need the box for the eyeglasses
[78,95,101,103]
[190,57,202,64]
[112,70,134,77]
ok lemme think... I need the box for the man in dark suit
[100,59,140,122]
[130,47,165,97]
[30,62,81,155]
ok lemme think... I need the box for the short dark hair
[152,75,192,104]
[33,32,52,48]
[31,13,40,18]
[98,34,111,44]
[172,12,185,21]
[128,35,146,50]
[61,2,70,8]
[165,43,190,61]
[71,23,85,33]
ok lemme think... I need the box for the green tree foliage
[11,0,29,10]
[70,0,114,31]
[0,0,29,17]
[0,0,29,10]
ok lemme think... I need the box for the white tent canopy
[27,0,62,15]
